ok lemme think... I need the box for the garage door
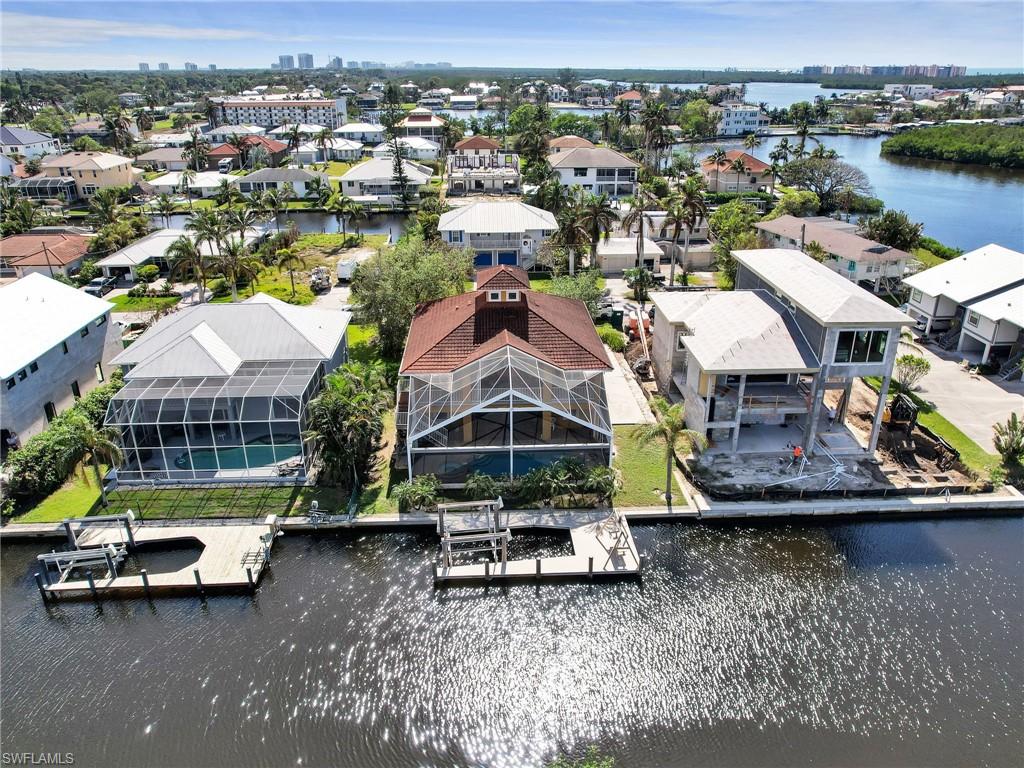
[474,251,493,267]
[497,251,518,265]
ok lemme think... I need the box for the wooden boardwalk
[434,511,642,584]
[41,521,277,599]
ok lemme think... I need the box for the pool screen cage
[105,360,323,482]
[404,347,611,447]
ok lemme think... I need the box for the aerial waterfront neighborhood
[0,2,1022,765]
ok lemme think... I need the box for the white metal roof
[333,122,384,134]
[966,284,1024,327]
[733,248,913,327]
[96,228,264,268]
[903,244,1024,304]
[112,293,350,378]
[0,273,113,378]
[148,171,238,191]
[438,201,556,234]
[596,237,663,257]
[339,157,433,184]
[650,289,819,374]
[370,137,439,152]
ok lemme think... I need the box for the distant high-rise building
[184,62,198,71]
[138,63,150,72]
[297,53,314,69]
[158,62,170,71]
[346,61,359,69]
[279,55,295,70]
[360,61,373,69]
[208,64,217,71]
[327,56,344,70]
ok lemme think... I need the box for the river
[684,134,1024,251]
[1,518,1021,767]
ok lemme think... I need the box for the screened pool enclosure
[106,360,322,482]
[398,347,612,485]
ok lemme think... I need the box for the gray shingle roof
[547,147,639,169]
[241,167,328,183]
[0,126,53,146]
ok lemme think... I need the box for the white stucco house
[333,122,385,144]
[439,201,556,269]
[547,147,639,198]
[370,137,440,161]
[338,158,433,203]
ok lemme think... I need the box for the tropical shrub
[993,413,1024,463]
[596,324,626,352]
[136,264,160,283]
[894,354,931,392]
[463,471,501,501]
[392,474,441,512]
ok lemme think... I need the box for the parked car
[83,276,116,296]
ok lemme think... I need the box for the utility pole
[42,242,55,278]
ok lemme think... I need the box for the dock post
[246,567,255,591]
[86,572,99,602]
[140,569,151,599]
[104,547,116,578]
[34,572,48,602]
[639,553,645,572]
[484,560,491,581]
[193,568,205,598]
[535,558,541,579]
[588,556,594,579]
[63,520,76,549]
[40,567,52,586]
[123,511,136,549]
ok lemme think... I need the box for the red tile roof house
[205,135,289,171]
[396,266,613,486]
[700,150,774,193]
[0,232,93,279]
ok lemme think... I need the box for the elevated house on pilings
[396,266,613,486]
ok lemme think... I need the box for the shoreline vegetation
[881,124,1024,169]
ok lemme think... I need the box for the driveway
[912,344,1024,452]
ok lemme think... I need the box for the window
[71,380,81,399]
[573,168,587,177]
[506,290,519,301]
[29,362,38,373]
[488,291,501,302]
[967,311,980,327]
[834,330,888,364]
[96,315,107,326]
[5,378,14,390]
[95,363,105,383]
[677,333,688,351]
[44,402,57,423]
[18,370,27,381]
[62,341,69,354]
[80,326,90,337]
[846,260,857,272]
[450,231,463,243]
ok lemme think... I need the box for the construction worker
[789,444,804,468]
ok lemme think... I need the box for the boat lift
[62,511,137,550]
[437,497,511,568]
[37,543,126,586]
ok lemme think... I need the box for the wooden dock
[39,520,278,600]
[434,510,642,584]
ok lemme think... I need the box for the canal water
[2,518,1021,767]
[161,211,413,239]
[685,134,1024,251]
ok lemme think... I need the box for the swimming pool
[174,440,301,470]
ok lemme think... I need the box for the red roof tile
[209,135,287,156]
[400,289,610,373]
[701,149,770,173]
[0,233,91,266]
[476,265,531,291]
[455,135,501,151]
[547,135,595,149]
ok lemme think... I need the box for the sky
[2,1,1023,72]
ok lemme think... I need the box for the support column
[956,331,967,352]
[982,343,992,365]
[839,380,853,423]
[867,374,892,455]
[541,411,552,440]
[462,414,473,444]
[803,373,827,456]
[924,316,934,336]
[731,374,747,453]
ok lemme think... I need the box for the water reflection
[1,518,1020,767]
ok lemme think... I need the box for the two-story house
[446,136,521,195]
[1,273,123,444]
[237,168,328,198]
[439,201,556,268]
[547,147,639,198]
[756,215,911,293]
[396,266,612,486]
[399,108,446,145]
[903,243,1024,365]
[614,90,645,109]
[333,122,385,145]
[0,127,60,160]
[649,248,912,456]
[701,150,774,193]
[18,151,134,201]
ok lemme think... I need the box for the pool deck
[39,521,277,599]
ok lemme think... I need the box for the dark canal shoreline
[2,517,1021,767]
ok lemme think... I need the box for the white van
[217,157,234,173]
[336,258,358,282]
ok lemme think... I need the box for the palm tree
[238,254,264,297]
[325,192,360,239]
[262,188,284,231]
[215,237,250,302]
[154,193,177,228]
[88,187,123,227]
[639,100,670,168]
[743,133,762,155]
[577,192,619,268]
[103,108,133,152]
[179,167,196,212]
[227,133,249,170]
[285,125,303,153]
[245,189,269,222]
[622,188,657,269]
[134,109,154,134]
[634,396,706,504]
[707,147,727,192]
[597,111,615,144]
[729,157,748,193]
[661,177,708,287]
[276,247,307,297]
[551,199,589,275]
[314,127,334,169]
[186,208,226,258]
[166,234,208,302]
[304,175,331,208]
[68,414,122,508]
[214,178,242,209]
[182,128,208,172]
[615,100,635,132]
[226,207,259,243]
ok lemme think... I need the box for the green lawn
[15,468,105,523]
[211,273,315,305]
[613,425,682,506]
[357,412,399,515]
[150,118,174,131]
[912,246,946,269]
[109,294,181,312]
[322,160,356,176]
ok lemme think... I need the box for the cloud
[0,12,315,48]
